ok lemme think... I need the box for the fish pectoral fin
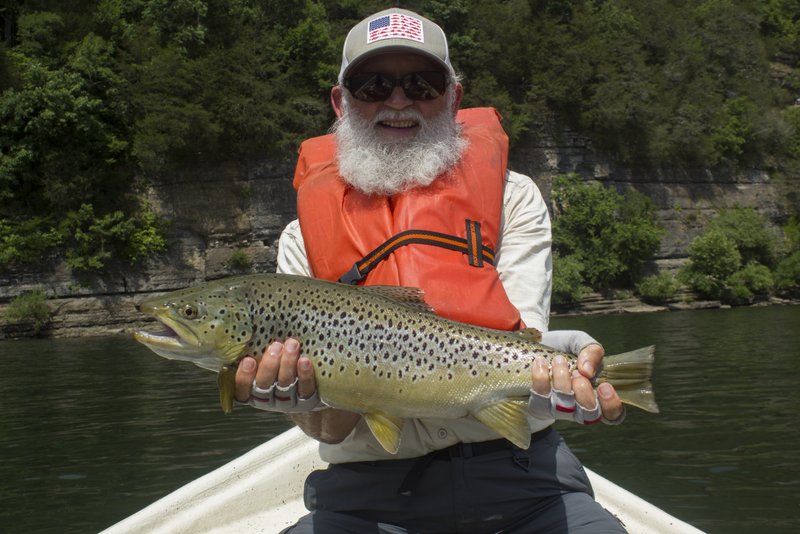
[516,327,542,343]
[217,365,236,414]
[364,412,405,454]
[471,398,531,449]
[222,340,250,362]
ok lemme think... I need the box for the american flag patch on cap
[367,13,424,44]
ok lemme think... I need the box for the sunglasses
[343,71,449,102]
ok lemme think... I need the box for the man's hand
[234,338,322,412]
[529,330,625,425]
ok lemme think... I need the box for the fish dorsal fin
[364,412,405,454]
[516,327,542,343]
[363,286,435,315]
[471,398,532,450]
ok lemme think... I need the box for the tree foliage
[551,174,663,292]
[1,1,799,271]
[680,208,794,302]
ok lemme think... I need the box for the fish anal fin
[472,398,531,449]
[217,365,236,414]
[363,286,435,315]
[364,412,405,454]
[516,327,542,343]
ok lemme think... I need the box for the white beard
[332,91,468,196]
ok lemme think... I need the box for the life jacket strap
[339,219,495,285]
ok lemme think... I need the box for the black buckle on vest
[340,263,364,285]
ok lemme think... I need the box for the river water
[1,305,798,533]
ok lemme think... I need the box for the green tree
[551,174,663,290]
[680,230,742,299]
[706,208,779,267]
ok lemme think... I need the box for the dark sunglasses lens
[346,71,448,102]
[403,72,447,100]
[348,74,394,102]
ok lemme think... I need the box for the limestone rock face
[1,133,792,338]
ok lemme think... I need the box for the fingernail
[299,358,311,370]
[268,342,282,357]
[285,338,299,352]
[241,358,256,372]
[554,355,566,365]
[598,383,613,399]
[583,361,595,375]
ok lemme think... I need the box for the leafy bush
[775,251,800,295]
[551,174,663,290]
[0,218,61,267]
[706,208,779,267]
[5,290,51,335]
[636,272,680,305]
[227,249,252,272]
[551,253,590,306]
[57,204,168,272]
[783,217,800,254]
[680,230,742,299]
[726,263,774,304]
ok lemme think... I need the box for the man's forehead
[351,52,443,75]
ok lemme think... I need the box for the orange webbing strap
[338,220,495,285]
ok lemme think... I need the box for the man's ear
[451,82,463,115]
[331,86,345,118]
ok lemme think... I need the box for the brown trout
[134,274,657,453]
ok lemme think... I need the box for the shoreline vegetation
[2,2,799,339]
[1,288,797,341]
[2,180,799,340]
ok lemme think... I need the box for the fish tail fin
[217,365,236,414]
[597,345,659,413]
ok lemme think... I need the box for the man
[235,8,626,533]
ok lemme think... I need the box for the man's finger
[551,355,572,393]
[531,356,551,396]
[235,357,258,402]
[297,357,317,399]
[256,342,282,389]
[571,371,597,409]
[576,343,604,379]
[598,382,624,422]
[277,338,300,387]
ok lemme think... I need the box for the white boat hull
[101,427,703,533]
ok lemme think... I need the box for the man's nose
[383,85,413,109]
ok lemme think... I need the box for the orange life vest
[293,107,522,331]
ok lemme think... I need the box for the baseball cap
[338,8,453,83]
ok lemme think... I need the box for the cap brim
[341,45,452,80]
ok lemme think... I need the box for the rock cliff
[1,126,793,339]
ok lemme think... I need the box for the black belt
[398,427,553,496]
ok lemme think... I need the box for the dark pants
[282,427,626,533]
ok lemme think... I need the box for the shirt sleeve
[495,170,552,332]
[276,219,312,276]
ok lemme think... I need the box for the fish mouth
[134,322,186,349]
[134,318,222,372]
[133,313,200,353]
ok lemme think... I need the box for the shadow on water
[553,305,800,533]
[1,305,798,533]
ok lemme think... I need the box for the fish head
[134,281,254,370]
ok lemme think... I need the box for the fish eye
[181,304,200,319]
